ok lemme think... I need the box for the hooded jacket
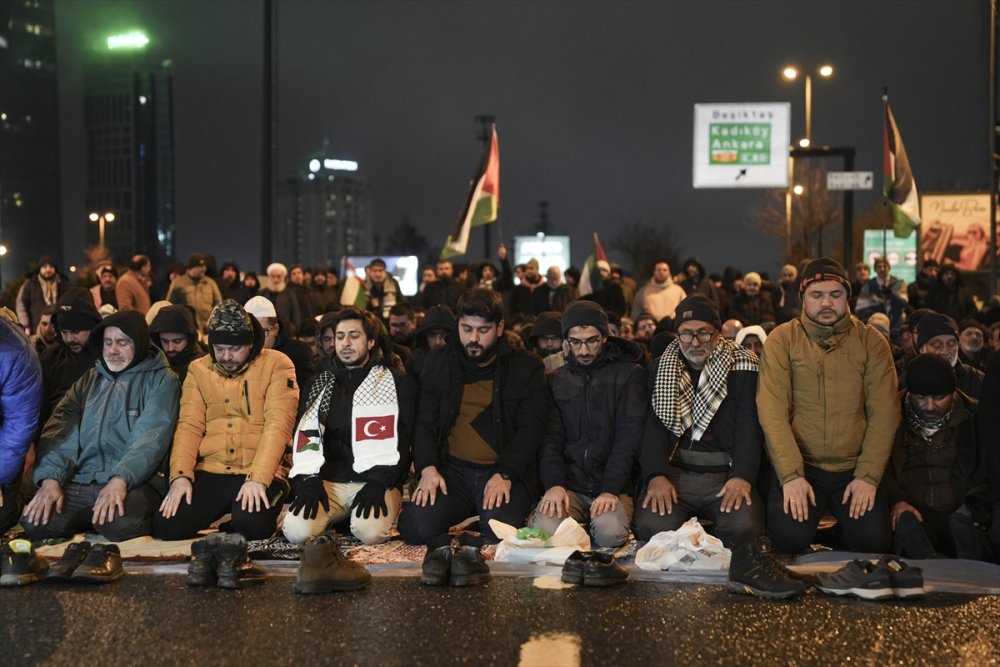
[539,337,646,497]
[34,311,181,491]
[170,315,299,486]
[0,318,43,485]
[149,304,206,383]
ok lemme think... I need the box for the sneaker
[70,543,124,584]
[1,539,49,586]
[727,537,806,600]
[815,559,893,601]
[294,532,371,594]
[420,535,452,586]
[46,540,92,582]
[882,556,925,599]
[450,534,490,587]
[215,533,266,589]
[187,533,225,587]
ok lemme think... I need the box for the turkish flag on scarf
[355,415,395,441]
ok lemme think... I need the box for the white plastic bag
[490,517,591,564]
[634,517,731,571]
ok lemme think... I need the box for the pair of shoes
[1,539,49,586]
[728,537,806,600]
[562,551,629,586]
[188,533,266,589]
[46,541,123,584]
[294,532,371,594]
[816,556,924,600]
[421,534,490,587]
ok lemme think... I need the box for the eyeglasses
[677,330,715,344]
[566,336,604,350]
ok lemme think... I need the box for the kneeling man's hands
[539,486,570,518]
[842,478,876,520]
[92,477,127,526]
[641,476,676,516]
[23,479,64,526]
[716,477,752,513]
[483,473,511,511]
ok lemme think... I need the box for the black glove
[350,481,388,519]
[288,475,329,520]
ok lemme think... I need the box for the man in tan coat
[757,257,899,554]
[154,299,298,540]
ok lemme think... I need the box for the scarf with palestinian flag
[289,364,400,477]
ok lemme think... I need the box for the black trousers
[152,471,287,541]
[21,482,161,542]
[766,466,891,554]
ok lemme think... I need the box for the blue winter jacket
[0,318,43,485]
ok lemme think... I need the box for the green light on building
[107,32,149,50]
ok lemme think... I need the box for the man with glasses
[912,313,984,400]
[527,301,645,547]
[635,294,765,547]
[757,258,899,555]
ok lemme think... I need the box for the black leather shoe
[47,540,92,582]
[421,535,452,586]
[450,535,490,587]
[581,552,629,587]
[187,533,225,587]
[70,543,124,584]
[215,534,266,589]
[561,550,590,585]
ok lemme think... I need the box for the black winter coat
[538,337,646,497]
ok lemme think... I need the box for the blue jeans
[398,460,533,544]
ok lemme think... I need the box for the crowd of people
[1,246,998,596]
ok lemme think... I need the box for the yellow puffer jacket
[170,348,298,486]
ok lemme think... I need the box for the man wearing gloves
[23,311,180,541]
[283,307,414,545]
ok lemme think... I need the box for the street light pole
[89,211,116,253]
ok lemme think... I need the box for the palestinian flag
[578,233,609,297]
[441,124,500,258]
[339,258,368,308]
[883,97,921,238]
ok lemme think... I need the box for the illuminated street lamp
[783,64,834,147]
[89,211,115,251]
[792,184,805,195]
[0,242,7,287]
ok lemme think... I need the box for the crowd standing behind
[1,249,998,583]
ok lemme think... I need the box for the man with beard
[166,254,223,337]
[149,304,205,383]
[677,257,720,306]
[116,255,153,315]
[31,305,58,356]
[635,294,765,548]
[528,301,645,548]
[757,258,899,554]
[727,272,775,326]
[90,265,118,310]
[260,262,302,332]
[884,354,997,561]
[40,289,102,423]
[154,300,298,540]
[772,264,801,324]
[927,264,978,323]
[530,266,575,315]
[398,288,549,545]
[365,258,402,321]
[217,261,250,304]
[509,258,543,318]
[282,308,414,546]
[958,319,989,372]
[631,261,687,323]
[526,311,566,375]
[913,313,984,400]
[411,305,455,377]
[18,256,65,336]
[388,303,418,349]
[420,259,465,312]
[306,264,340,317]
[23,311,180,542]
[907,260,939,310]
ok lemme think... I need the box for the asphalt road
[1,564,998,667]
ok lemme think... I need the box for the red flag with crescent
[355,415,395,441]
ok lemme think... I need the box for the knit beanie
[906,353,957,396]
[799,257,852,297]
[560,301,609,337]
[916,312,959,350]
[52,287,102,332]
[207,299,254,346]
[674,293,722,331]
[531,311,563,339]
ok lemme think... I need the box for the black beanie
[916,312,958,350]
[799,257,852,297]
[90,310,151,371]
[561,301,609,337]
[674,293,722,331]
[52,287,102,332]
[906,353,956,396]
[531,311,563,339]
[207,299,254,346]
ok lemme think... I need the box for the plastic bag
[490,517,591,564]
[634,517,731,571]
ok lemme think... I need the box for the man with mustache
[757,257,900,555]
[39,289,103,424]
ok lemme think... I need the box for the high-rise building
[0,0,61,282]
[275,154,373,267]
[83,31,175,267]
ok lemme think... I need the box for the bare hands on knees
[641,476,676,516]
[159,477,193,519]
[782,477,815,522]
[23,479,64,526]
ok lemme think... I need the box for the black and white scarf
[652,338,758,442]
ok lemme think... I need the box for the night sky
[55,0,991,277]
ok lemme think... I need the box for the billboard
[512,235,571,276]
[693,103,791,188]
[341,255,420,296]
[919,192,994,271]
[863,230,917,284]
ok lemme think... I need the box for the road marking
[519,632,581,667]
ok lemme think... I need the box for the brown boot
[294,532,371,594]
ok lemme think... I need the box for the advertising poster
[863,230,917,284]
[919,192,994,271]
